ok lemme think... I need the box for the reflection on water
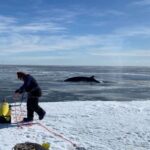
[0,65,150,102]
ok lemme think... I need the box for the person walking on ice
[14,72,46,122]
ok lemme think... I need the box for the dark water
[0,65,150,102]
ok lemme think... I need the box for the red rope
[13,95,78,148]
[18,121,78,147]
[37,122,77,148]
[13,96,24,124]
[13,96,18,124]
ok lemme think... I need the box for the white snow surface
[1,101,150,150]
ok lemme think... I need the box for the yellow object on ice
[5,109,11,121]
[41,142,51,150]
[0,101,9,116]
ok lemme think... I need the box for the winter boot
[39,111,46,120]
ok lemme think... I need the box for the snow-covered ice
[1,101,150,150]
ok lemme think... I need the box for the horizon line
[0,64,150,68]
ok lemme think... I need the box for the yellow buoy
[41,142,51,150]
[0,101,9,116]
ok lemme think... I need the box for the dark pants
[27,94,45,119]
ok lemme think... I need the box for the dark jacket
[15,74,42,97]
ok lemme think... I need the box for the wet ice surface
[1,65,150,102]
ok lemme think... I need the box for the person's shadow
[0,122,19,129]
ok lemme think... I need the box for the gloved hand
[15,89,20,93]
[13,92,20,100]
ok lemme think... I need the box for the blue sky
[1,0,150,66]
